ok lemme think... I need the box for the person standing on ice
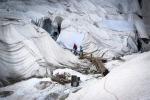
[79,46,83,57]
[73,43,78,55]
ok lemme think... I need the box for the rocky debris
[1,17,21,22]
[45,92,69,100]
[112,56,125,62]
[35,81,52,90]
[51,73,71,85]
[0,91,14,98]
[79,52,109,76]
[45,93,59,100]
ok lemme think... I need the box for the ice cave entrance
[42,16,63,41]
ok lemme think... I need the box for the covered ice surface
[67,51,150,100]
[0,0,150,99]
[0,17,79,85]
[0,0,149,58]
[101,20,135,32]
[55,0,149,58]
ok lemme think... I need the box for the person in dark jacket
[73,43,77,55]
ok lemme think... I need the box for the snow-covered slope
[0,69,97,100]
[1,51,149,100]
[67,51,150,100]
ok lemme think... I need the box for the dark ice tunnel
[42,16,63,41]
[42,18,53,35]
[51,16,63,41]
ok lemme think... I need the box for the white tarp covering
[0,0,150,99]
[0,0,149,58]
[0,19,79,86]
[0,0,149,88]
[101,20,135,32]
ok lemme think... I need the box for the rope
[103,77,119,100]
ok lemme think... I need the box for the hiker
[73,43,77,55]
[79,46,83,57]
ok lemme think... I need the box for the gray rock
[0,91,14,98]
